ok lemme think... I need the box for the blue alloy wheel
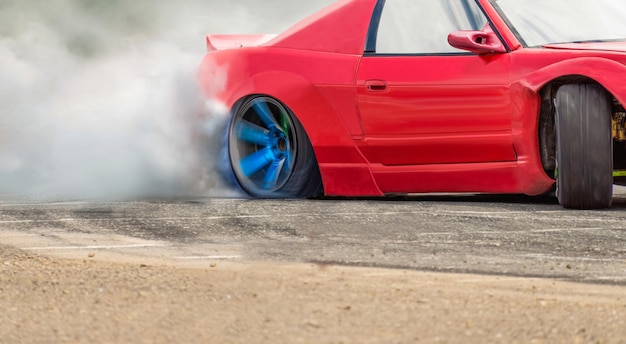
[227,96,322,198]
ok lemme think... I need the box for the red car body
[199,0,626,202]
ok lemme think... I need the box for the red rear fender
[240,71,366,163]
[226,71,383,196]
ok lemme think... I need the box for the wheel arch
[512,58,626,192]
[224,71,383,197]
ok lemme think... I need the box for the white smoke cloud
[0,0,333,200]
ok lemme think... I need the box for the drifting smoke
[0,0,332,200]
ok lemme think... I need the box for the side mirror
[448,25,507,55]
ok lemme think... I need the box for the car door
[356,0,515,166]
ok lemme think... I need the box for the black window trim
[363,52,475,57]
[364,0,385,53]
[488,0,529,48]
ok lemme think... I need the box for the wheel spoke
[263,158,285,190]
[236,120,272,146]
[252,99,281,130]
[240,147,275,177]
[279,108,291,136]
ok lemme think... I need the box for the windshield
[492,0,626,47]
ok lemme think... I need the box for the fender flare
[509,57,626,195]
[224,70,383,196]
[520,57,626,101]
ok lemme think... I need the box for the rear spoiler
[206,34,277,52]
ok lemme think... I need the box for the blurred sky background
[0,0,333,199]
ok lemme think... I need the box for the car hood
[543,41,626,53]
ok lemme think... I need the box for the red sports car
[199,0,626,210]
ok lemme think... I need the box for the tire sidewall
[554,83,613,209]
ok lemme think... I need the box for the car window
[376,0,489,54]
[493,0,626,47]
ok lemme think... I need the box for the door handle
[365,80,387,92]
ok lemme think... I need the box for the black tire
[555,84,613,209]
[221,96,322,198]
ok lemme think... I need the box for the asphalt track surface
[2,191,626,286]
[4,0,623,286]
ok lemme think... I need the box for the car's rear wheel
[554,84,613,209]
[226,96,322,198]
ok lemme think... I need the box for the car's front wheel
[555,84,613,209]
[225,96,322,198]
